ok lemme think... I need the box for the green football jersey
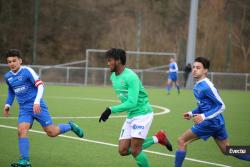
[110,68,153,118]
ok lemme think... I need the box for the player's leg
[130,113,154,167]
[213,124,250,161]
[154,130,173,151]
[131,138,150,167]
[119,118,132,156]
[13,113,33,166]
[132,113,164,152]
[174,81,180,94]
[214,138,250,161]
[42,124,61,137]
[166,79,172,95]
[118,138,150,167]
[125,130,172,154]
[36,104,83,137]
[119,114,152,167]
[172,73,180,94]
[17,123,31,164]
[42,120,84,138]
[119,139,131,156]
[175,129,199,167]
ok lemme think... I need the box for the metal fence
[0,64,249,91]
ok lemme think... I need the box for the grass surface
[0,84,249,167]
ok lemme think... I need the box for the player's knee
[18,128,28,137]
[45,130,58,137]
[118,148,129,156]
[130,148,141,157]
[177,137,186,147]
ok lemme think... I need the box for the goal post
[84,49,176,86]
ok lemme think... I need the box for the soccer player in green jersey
[99,48,173,167]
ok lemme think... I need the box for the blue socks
[58,124,71,134]
[233,155,250,161]
[175,150,186,167]
[166,85,171,94]
[18,138,30,160]
[177,85,180,93]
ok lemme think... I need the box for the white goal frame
[84,49,176,86]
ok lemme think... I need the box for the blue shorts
[18,101,53,127]
[168,72,177,82]
[191,120,228,141]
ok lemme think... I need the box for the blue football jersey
[169,62,178,73]
[4,66,43,105]
[192,78,225,125]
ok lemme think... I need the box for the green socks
[142,137,155,150]
[135,151,150,167]
[129,137,155,167]
[128,137,155,154]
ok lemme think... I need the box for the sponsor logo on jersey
[14,86,27,94]
[132,124,145,130]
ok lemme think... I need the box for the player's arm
[173,63,178,72]
[193,88,225,124]
[110,76,139,113]
[184,105,200,120]
[26,67,44,114]
[33,81,44,114]
[202,88,225,120]
[169,63,178,73]
[99,75,139,122]
[3,81,15,117]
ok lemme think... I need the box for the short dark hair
[5,49,22,59]
[105,48,126,65]
[194,57,210,69]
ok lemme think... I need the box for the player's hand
[192,114,204,124]
[99,108,111,122]
[3,106,10,117]
[33,103,41,114]
[183,112,191,120]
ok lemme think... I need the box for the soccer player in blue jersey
[3,49,84,167]
[166,57,180,95]
[174,57,250,167]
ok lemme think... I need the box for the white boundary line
[0,96,170,119]
[0,124,232,167]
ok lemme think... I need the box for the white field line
[0,96,169,119]
[0,124,232,167]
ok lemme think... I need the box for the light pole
[186,0,199,88]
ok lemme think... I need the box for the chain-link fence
[0,64,249,91]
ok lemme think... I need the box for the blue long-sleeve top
[191,78,225,124]
[4,66,44,106]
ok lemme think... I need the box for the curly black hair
[5,49,22,59]
[105,48,126,65]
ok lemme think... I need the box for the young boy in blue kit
[3,49,84,166]
[174,57,250,167]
